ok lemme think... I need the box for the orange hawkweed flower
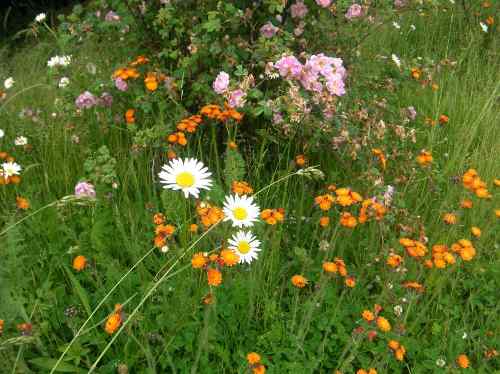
[471,226,481,237]
[200,104,223,119]
[402,281,424,292]
[196,201,224,228]
[155,224,176,237]
[72,255,87,271]
[410,67,421,80]
[462,169,491,198]
[291,275,308,288]
[125,109,135,124]
[416,150,433,166]
[460,199,473,209]
[16,197,30,210]
[232,181,254,195]
[388,340,400,350]
[485,16,494,26]
[247,352,261,365]
[104,304,123,334]
[167,150,177,159]
[207,268,222,286]
[129,55,149,67]
[220,249,239,267]
[252,364,266,374]
[314,194,335,211]
[438,114,449,124]
[191,253,208,269]
[228,141,238,150]
[295,154,307,167]
[443,213,458,225]
[372,148,387,170]
[0,319,4,335]
[395,346,406,361]
[456,354,469,369]
[189,223,199,233]
[261,208,285,225]
[322,261,338,273]
[335,188,363,207]
[340,212,357,228]
[362,310,375,322]
[387,254,403,268]
[345,276,356,288]
[376,316,391,332]
[153,213,166,225]
[144,73,158,91]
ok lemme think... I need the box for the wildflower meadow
[0,0,499,373]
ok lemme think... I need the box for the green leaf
[63,266,92,317]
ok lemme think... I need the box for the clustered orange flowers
[196,201,224,228]
[104,304,123,334]
[0,152,22,185]
[399,237,428,258]
[315,185,388,229]
[462,169,491,198]
[323,258,356,288]
[247,352,266,374]
[388,340,407,361]
[191,248,240,287]
[260,208,285,225]
[166,104,243,151]
[152,213,176,250]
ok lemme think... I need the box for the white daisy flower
[228,231,261,264]
[0,129,4,138]
[35,13,47,23]
[480,22,488,33]
[158,158,212,199]
[393,21,401,29]
[2,161,21,177]
[4,77,14,90]
[14,136,28,146]
[223,194,260,228]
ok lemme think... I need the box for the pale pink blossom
[315,0,332,8]
[345,4,363,19]
[228,89,246,108]
[274,56,303,79]
[260,22,279,38]
[75,181,96,198]
[213,71,230,94]
[291,1,308,19]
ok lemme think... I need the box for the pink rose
[291,1,308,19]
[75,181,96,198]
[345,4,363,19]
[274,55,303,79]
[315,0,332,8]
[213,71,229,94]
[260,22,279,38]
[228,89,246,108]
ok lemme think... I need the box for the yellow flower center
[233,207,248,220]
[176,172,195,188]
[238,241,251,254]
